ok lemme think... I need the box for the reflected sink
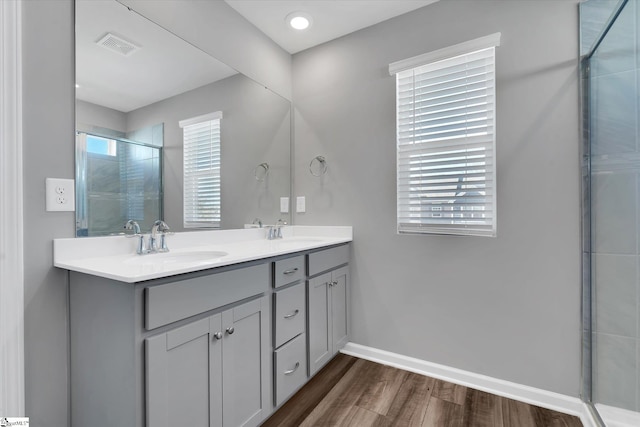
[123,250,228,265]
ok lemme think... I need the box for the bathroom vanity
[54,226,351,427]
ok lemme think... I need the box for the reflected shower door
[75,132,163,237]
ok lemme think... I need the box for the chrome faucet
[124,220,171,254]
[149,220,171,253]
[124,220,146,255]
[267,219,287,240]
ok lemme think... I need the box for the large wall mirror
[75,0,291,237]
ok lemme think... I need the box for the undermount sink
[123,250,228,265]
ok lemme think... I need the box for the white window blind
[180,111,222,228]
[390,34,500,237]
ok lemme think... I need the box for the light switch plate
[46,178,75,212]
[296,196,306,213]
[280,197,289,213]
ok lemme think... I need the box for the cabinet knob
[329,280,338,287]
[213,332,223,340]
[226,327,235,335]
[283,268,299,275]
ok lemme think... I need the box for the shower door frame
[581,0,630,425]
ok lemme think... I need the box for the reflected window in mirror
[180,111,222,229]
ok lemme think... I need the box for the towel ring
[253,163,269,181]
[309,156,327,177]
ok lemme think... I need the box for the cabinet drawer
[274,255,305,288]
[145,263,268,330]
[274,333,307,406]
[274,283,305,348]
[308,244,349,277]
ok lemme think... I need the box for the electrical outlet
[46,178,75,212]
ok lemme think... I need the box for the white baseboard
[596,403,640,427]
[340,342,599,427]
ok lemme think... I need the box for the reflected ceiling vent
[96,32,140,57]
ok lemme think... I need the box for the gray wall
[126,74,291,231]
[22,1,75,425]
[292,0,582,396]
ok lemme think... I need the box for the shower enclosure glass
[75,132,163,237]
[582,0,640,423]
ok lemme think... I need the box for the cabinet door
[331,265,349,353]
[307,272,332,376]
[222,297,269,427]
[146,314,223,427]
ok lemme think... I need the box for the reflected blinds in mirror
[390,34,500,237]
[180,111,222,228]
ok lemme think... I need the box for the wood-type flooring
[262,354,583,427]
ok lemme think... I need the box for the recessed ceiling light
[286,12,312,30]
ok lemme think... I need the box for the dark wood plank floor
[262,354,583,427]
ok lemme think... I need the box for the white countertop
[54,226,352,283]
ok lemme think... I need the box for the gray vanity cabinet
[307,245,350,376]
[146,297,269,427]
[69,262,271,427]
[67,242,350,427]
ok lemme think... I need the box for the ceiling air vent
[96,33,140,57]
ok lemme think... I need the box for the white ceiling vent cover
[96,32,140,56]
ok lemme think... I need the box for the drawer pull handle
[283,268,299,275]
[226,327,235,335]
[284,309,299,319]
[213,332,223,340]
[284,362,300,375]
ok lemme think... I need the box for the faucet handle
[151,220,171,252]
[158,233,170,253]
[275,218,287,239]
[152,220,170,233]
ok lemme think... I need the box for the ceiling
[224,0,439,54]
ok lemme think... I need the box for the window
[179,111,222,228]
[390,33,501,237]
[86,134,117,156]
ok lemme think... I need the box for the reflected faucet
[252,218,263,228]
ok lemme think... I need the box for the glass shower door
[582,0,640,423]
